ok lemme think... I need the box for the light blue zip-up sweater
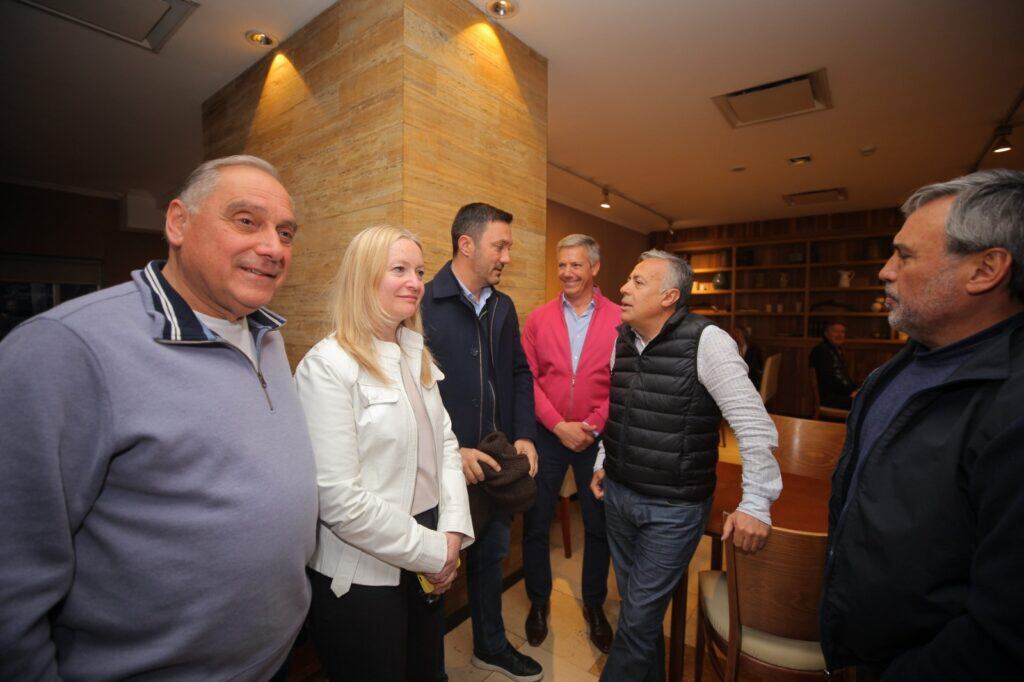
[0,262,318,680]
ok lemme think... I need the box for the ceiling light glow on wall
[600,190,611,209]
[993,126,1013,154]
[245,30,278,48]
[487,0,518,19]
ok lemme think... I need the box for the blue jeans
[600,478,711,682]
[467,511,513,656]
[523,424,610,606]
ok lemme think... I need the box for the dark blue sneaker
[471,645,543,681]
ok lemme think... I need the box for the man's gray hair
[557,233,601,265]
[178,155,282,213]
[902,169,1024,301]
[639,249,693,306]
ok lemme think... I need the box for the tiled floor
[444,500,717,682]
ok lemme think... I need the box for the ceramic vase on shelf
[712,272,730,290]
[837,270,854,288]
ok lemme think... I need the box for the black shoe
[524,600,549,647]
[584,602,613,654]
[472,646,544,681]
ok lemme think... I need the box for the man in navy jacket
[820,169,1024,680]
[421,202,541,681]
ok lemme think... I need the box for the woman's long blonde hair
[330,225,434,386]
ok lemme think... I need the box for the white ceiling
[2,0,1022,234]
[473,0,1024,231]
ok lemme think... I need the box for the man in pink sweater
[521,234,622,653]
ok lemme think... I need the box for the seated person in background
[294,225,474,682]
[809,321,857,409]
[730,324,764,389]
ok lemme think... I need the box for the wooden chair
[770,414,846,481]
[758,353,781,406]
[809,367,850,422]
[695,520,833,682]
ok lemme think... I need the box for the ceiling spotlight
[487,0,518,19]
[993,126,1013,154]
[245,30,278,48]
[788,154,812,166]
[729,165,747,173]
[600,189,611,209]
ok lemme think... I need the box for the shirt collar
[454,272,493,313]
[136,260,285,342]
[561,292,596,316]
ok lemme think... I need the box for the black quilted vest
[603,308,721,501]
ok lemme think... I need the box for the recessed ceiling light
[245,29,278,48]
[859,145,877,157]
[729,165,747,173]
[788,154,812,166]
[487,0,518,19]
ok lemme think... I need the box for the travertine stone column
[203,0,547,365]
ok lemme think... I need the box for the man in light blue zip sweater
[0,156,318,680]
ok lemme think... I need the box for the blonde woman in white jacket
[295,225,474,681]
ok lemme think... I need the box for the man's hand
[721,510,770,553]
[460,447,500,484]
[425,532,463,593]
[590,468,606,500]
[514,438,539,477]
[553,421,597,452]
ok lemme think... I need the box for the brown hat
[467,432,537,536]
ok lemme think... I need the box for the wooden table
[666,461,831,682]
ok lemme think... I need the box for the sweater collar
[134,260,286,342]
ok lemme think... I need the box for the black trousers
[308,508,446,682]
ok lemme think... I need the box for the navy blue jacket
[820,312,1024,679]
[421,261,536,448]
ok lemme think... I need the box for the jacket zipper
[488,298,498,434]
[820,369,984,668]
[156,337,275,412]
[476,320,485,443]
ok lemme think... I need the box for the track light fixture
[993,126,1013,154]
[600,189,611,209]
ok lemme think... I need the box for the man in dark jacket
[820,169,1024,680]
[421,202,541,681]
[809,321,857,409]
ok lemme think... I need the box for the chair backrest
[770,413,846,480]
[809,366,823,417]
[758,353,781,405]
[726,523,828,642]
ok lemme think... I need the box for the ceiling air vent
[783,187,847,206]
[16,0,198,53]
[713,69,832,128]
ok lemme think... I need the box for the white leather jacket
[294,328,474,597]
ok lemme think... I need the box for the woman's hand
[424,532,463,593]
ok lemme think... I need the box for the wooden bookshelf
[652,208,906,416]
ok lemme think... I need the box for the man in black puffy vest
[590,250,781,681]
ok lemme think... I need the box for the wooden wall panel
[402,0,548,321]
[203,0,408,363]
[2,182,165,287]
